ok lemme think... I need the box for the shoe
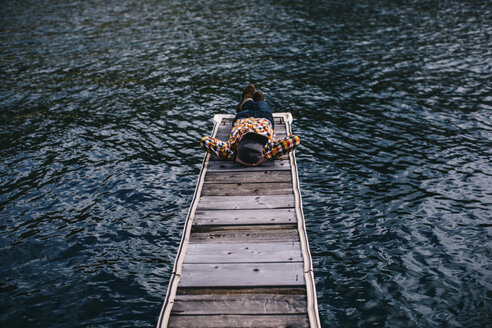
[237,84,255,112]
[253,90,264,101]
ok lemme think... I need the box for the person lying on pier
[200,84,300,167]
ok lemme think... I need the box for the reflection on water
[1,0,490,327]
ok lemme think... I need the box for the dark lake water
[1,0,491,327]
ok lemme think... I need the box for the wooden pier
[157,113,320,328]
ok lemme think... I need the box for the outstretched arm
[264,135,301,160]
[200,137,235,161]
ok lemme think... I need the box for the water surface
[1,0,491,327]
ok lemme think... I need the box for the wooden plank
[197,195,295,210]
[215,123,286,133]
[214,131,288,141]
[201,182,293,196]
[183,242,302,264]
[210,116,288,142]
[204,171,291,184]
[206,160,290,172]
[176,287,306,296]
[218,117,285,125]
[189,228,299,244]
[193,225,294,232]
[171,293,307,315]
[215,122,286,132]
[168,314,309,328]
[208,154,289,161]
[178,262,305,287]
[215,126,287,139]
[193,208,297,226]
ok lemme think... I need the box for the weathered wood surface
[215,124,286,133]
[214,132,288,141]
[197,195,295,210]
[208,154,289,161]
[176,287,307,296]
[204,170,292,183]
[201,182,293,196]
[189,228,300,244]
[168,314,309,328]
[178,262,305,287]
[215,124,286,137]
[206,159,290,172]
[217,117,285,125]
[183,242,302,263]
[215,121,287,131]
[171,293,307,314]
[193,208,297,226]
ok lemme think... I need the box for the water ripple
[1,0,491,327]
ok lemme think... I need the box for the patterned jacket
[200,117,300,161]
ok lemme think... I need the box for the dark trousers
[233,100,275,129]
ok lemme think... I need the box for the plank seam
[183,261,304,264]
